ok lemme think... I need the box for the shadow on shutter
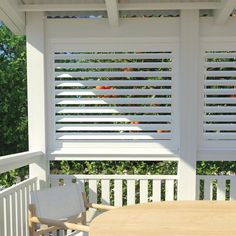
[54,51,173,142]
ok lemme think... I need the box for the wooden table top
[90,201,236,236]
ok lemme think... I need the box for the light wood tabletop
[90,201,236,236]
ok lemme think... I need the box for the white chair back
[30,184,86,220]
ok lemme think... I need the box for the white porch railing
[197,175,236,200]
[50,174,178,206]
[1,151,236,236]
[0,178,37,236]
[0,151,42,236]
[0,151,43,175]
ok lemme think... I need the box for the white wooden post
[26,12,48,189]
[178,10,199,200]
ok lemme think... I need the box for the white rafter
[105,0,119,26]
[0,0,25,35]
[119,2,222,10]
[17,3,106,12]
[215,0,236,25]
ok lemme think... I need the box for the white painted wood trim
[197,150,236,161]
[105,0,119,26]
[178,10,199,200]
[0,177,38,236]
[49,146,180,161]
[47,40,179,154]
[18,2,222,12]
[118,2,222,10]
[199,41,236,150]
[18,3,106,12]
[46,18,179,44]
[0,177,37,197]
[26,12,48,189]
[0,151,43,174]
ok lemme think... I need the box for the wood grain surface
[90,201,236,236]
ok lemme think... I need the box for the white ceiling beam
[119,2,222,10]
[0,0,25,35]
[17,3,106,12]
[105,0,119,26]
[215,0,236,25]
[18,2,222,12]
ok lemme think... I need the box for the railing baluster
[22,186,27,236]
[0,196,4,236]
[203,178,211,200]
[5,195,11,236]
[127,179,135,205]
[25,185,30,236]
[152,179,161,202]
[140,179,148,203]
[114,179,123,207]
[217,178,226,200]
[196,177,200,200]
[101,179,110,205]
[165,180,174,201]
[89,180,97,204]
[12,191,18,236]
[230,178,236,200]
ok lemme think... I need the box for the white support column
[26,12,48,189]
[178,10,199,200]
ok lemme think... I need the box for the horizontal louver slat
[205,98,236,104]
[56,98,171,105]
[55,80,172,87]
[54,53,172,60]
[56,133,172,140]
[204,115,236,122]
[56,115,171,123]
[55,89,171,96]
[55,71,172,78]
[54,51,173,141]
[56,124,171,131]
[55,62,172,69]
[204,51,236,141]
[56,107,172,114]
[204,80,236,86]
[204,89,236,95]
[204,107,236,113]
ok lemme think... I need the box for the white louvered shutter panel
[54,51,174,147]
[204,51,236,141]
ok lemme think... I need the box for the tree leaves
[0,25,27,156]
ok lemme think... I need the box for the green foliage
[0,25,28,155]
[50,161,178,175]
[197,161,236,175]
[0,25,28,188]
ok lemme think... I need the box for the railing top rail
[50,174,178,180]
[0,151,43,174]
[197,175,236,180]
[0,177,38,197]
